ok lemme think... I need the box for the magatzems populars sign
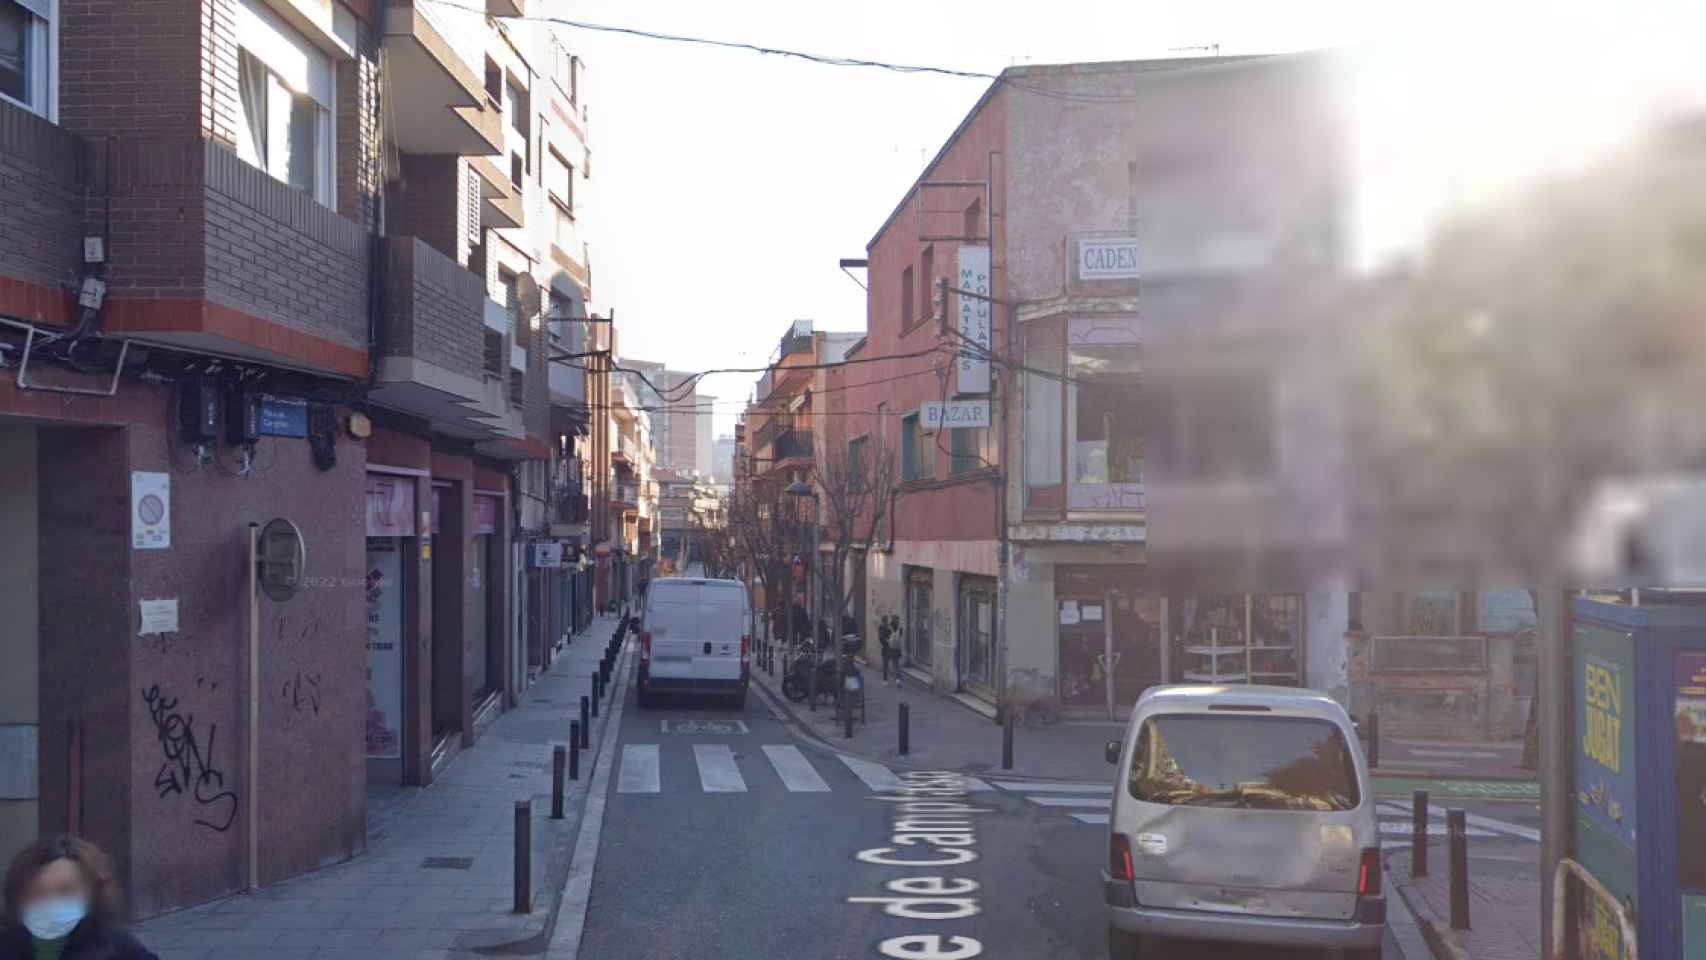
[1078,236,1139,280]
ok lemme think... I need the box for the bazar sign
[920,401,989,430]
[1078,237,1139,280]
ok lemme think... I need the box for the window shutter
[465,164,482,250]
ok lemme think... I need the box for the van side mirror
[1105,740,1121,765]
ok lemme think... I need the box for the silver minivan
[1102,685,1385,959]
[636,578,751,709]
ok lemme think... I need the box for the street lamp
[784,480,827,712]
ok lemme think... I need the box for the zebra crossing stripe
[837,755,904,791]
[1071,813,1110,825]
[693,744,746,792]
[762,745,831,792]
[617,745,660,793]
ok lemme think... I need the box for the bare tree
[812,430,897,637]
[726,476,808,645]
[687,503,738,579]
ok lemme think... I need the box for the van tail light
[1357,847,1382,897]
[741,634,751,676]
[640,632,652,665]
[1109,833,1135,882]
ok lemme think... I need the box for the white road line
[1071,813,1111,825]
[1376,760,1465,770]
[1405,747,1502,759]
[1377,801,1540,843]
[1378,821,1495,838]
[762,745,830,792]
[1028,796,1112,808]
[617,745,660,794]
[693,744,747,792]
[993,781,1113,794]
[837,755,904,791]
[961,777,995,792]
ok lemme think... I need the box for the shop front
[957,575,997,698]
[365,470,417,785]
[905,566,934,670]
[1053,565,1161,718]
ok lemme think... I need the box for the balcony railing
[612,483,638,505]
[753,417,783,454]
[554,491,589,524]
[774,429,813,462]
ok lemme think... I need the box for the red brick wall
[854,85,1008,544]
[59,0,205,141]
[384,236,486,381]
[391,154,465,265]
[0,101,83,324]
[337,21,383,229]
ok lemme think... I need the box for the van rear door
[645,581,745,680]
[1120,712,1367,921]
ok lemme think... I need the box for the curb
[749,664,1113,789]
[543,633,633,960]
[1395,882,1472,960]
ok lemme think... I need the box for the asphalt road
[576,684,1409,960]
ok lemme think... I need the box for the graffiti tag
[141,684,238,832]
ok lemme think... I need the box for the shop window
[1404,590,1463,635]
[905,568,932,666]
[1675,649,1706,889]
[234,0,332,205]
[0,0,51,118]
[1023,317,1064,509]
[1176,594,1302,685]
[900,413,931,481]
[1024,316,1141,511]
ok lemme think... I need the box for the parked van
[1102,685,1385,959]
[636,578,751,709]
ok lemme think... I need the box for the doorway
[958,575,996,696]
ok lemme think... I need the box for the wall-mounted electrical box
[225,389,259,445]
[177,381,219,442]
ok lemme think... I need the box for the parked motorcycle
[782,637,861,708]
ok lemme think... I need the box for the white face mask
[21,896,87,941]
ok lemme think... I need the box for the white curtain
[236,50,267,170]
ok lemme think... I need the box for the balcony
[371,236,489,430]
[384,3,503,156]
[470,156,523,228]
[612,483,639,508]
[753,417,783,455]
[487,0,523,15]
[554,489,588,525]
[773,429,813,464]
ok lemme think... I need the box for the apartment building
[0,0,605,914]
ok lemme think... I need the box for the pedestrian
[1,835,159,960]
[877,616,895,681]
[883,615,904,686]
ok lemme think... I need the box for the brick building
[836,54,1353,718]
[0,0,608,916]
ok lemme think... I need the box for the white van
[636,578,751,709]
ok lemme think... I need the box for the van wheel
[1107,926,1144,959]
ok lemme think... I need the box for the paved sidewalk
[1374,735,1535,782]
[1388,845,1542,960]
[135,616,633,960]
[749,647,1119,783]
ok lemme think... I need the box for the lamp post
[785,480,827,713]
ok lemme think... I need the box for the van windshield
[1128,714,1360,811]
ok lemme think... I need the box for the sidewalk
[749,650,1119,783]
[1374,735,1535,782]
[135,615,632,960]
[1388,845,1542,960]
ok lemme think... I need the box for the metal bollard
[591,671,600,716]
[844,703,854,739]
[579,697,590,747]
[899,702,910,755]
[1448,808,1470,930]
[551,746,566,819]
[1412,789,1429,877]
[1367,710,1381,769]
[1002,710,1014,770]
[513,800,531,913]
[569,724,581,780]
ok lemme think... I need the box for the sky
[513,0,1705,439]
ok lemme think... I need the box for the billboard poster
[956,245,991,395]
[365,542,403,758]
[1576,623,1637,849]
[1675,650,1706,892]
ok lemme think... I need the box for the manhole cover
[421,857,474,870]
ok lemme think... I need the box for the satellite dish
[516,273,542,325]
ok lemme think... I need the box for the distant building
[712,435,737,483]
[622,359,705,476]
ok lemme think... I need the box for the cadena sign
[1077,237,1139,280]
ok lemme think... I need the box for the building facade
[0,0,611,915]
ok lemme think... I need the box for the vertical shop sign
[365,542,403,758]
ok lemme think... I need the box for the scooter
[782,639,853,706]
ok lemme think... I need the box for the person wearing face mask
[1,835,158,960]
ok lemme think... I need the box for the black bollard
[551,746,566,819]
[591,671,600,716]
[1367,710,1381,769]
[569,724,581,780]
[844,702,854,739]
[1412,790,1429,877]
[1002,710,1014,770]
[1448,809,1470,930]
[899,702,910,756]
[513,800,531,913]
[579,697,590,747]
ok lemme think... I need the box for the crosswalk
[614,744,996,795]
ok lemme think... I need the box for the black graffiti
[141,684,238,832]
[282,669,322,716]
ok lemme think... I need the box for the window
[510,369,525,409]
[900,265,915,329]
[1150,370,1272,484]
[950,425,991,475]
[919,245,935,324]
[546,147,573,210]
[0,0,50,117]
[506,78,527,135]
[509,152,524,189]
[1128,714,1359,811]
[234,0,332,205]
[483,329,504,377]
[900,413,931,482]
[484,56,502,105]
[499,269,519,334]
[1024,316,1142,511]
